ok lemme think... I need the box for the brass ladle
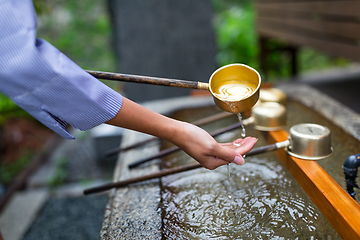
[87,63,261,113]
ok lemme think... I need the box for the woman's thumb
[215,146,245,165]
[232,155,245,165]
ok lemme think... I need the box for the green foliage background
[211,0,348,81]
[213,0,258,69]
[0,0,350,121]
[0,0,351,185]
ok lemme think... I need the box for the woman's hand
[106,97,258,170]
[171,122,258,170]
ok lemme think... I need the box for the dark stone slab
[108,0,217,102]
[307,77,360,115]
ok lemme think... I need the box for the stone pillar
[108,0,217,102]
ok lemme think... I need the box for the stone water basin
[100,84,360,239]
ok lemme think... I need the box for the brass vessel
[251,102,286,131]
[207,64,261,113]
[287,123,333,160]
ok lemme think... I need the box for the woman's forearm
[105,97,182,143]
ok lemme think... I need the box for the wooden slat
[256,1,360,18]
[264,130,360,240]
[256,0,360,3]
[255,1,360,62]
[256,20,360,61]
[257,14,360,40]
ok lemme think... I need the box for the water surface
[160,103,348,239]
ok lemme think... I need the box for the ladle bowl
[251,102,286,131]
[208,64,261,113]
[287,123,333,160]
[259,88,287,105]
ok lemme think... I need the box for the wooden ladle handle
[86,70,209,90]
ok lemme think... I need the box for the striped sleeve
[0,0,123,139]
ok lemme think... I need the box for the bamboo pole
[83,142,283,195]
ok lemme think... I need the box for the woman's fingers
[211,137,258,168]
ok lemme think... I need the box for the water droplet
[227,164,235,202]
[237,112,246,138]
[225,102,246,138]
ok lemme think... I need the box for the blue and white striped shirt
[0,0,123,139]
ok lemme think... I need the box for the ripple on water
[161,157,338,239]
